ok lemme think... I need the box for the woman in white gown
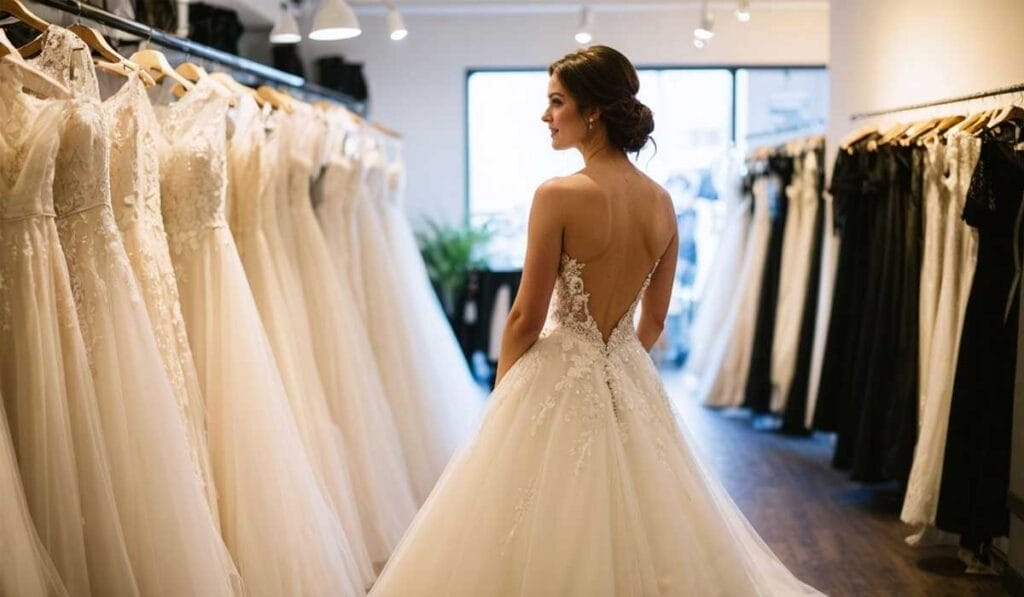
[370,46,823,596]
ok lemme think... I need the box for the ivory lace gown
[103,74,219,524]
[0,56,137,597]
[31,27,241,596]
[157,79,364,596]
[278,112,418,565]
[350,147,480,502]
[229,99,375,587]
[370,253,823,596]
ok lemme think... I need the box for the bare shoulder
[533,174,598,214]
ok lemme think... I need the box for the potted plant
[415,218,492,318]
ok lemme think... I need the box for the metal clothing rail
[850,81,1024,121]
[745,118,825,140]
[23,0,364,112]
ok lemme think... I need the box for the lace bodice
[0,66,65,220]
[29,27,113,218]
[544,253,659,353]
[105,75,168,230]
[157,78,231,249]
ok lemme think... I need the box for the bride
[370,45,824,596]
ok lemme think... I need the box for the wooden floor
[663,369,1015,597]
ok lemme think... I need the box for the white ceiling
[348,1,828,15]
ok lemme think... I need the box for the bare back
[558,163,677,342]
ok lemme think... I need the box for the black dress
[936,129,1024,553]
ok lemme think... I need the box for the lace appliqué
[500,478,537,557]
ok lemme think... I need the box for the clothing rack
[745,118,825,141]
[850,81,1024,121]
[17,0,364,112]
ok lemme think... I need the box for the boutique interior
[1,0,1023,595]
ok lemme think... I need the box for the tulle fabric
[350,148,481,502]
[229,101,375,588]
[281,114,418,565]
[161,82,363,596]
[103,74,219,525]
[0,397,69,597]
[700,177,773,407]
[371,256,823,597]
[0,67,138,597]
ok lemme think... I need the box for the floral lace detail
[0,68,63,221]
[29,26,100,98]
[104,75,213,503]
[500,478,537,556]
[157,79,231,256]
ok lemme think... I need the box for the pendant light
[269,2,301,44]
[386,4,407,41]
[310,0,361,41]
[694,2,714,41]
[735,0,751,22]
[574,6,593,45]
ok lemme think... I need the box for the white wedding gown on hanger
[370,252,823,596]
[33,27,241,596]
[0,54,135,597]
[349,145,481,502]
[278,110,418,566]
[158,78,364,597]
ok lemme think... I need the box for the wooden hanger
[920,114,964,143]
[371,120,402,139]
[1,0,49,32]
[209,71,265,107]
[840,123,877,150]
[967,109,997,135]
[0,31,70,98]
[130,49,193,91]
[899,117,941,146]
[257,85,296,114]
[876,121,912,146]
[987,103,1024,129]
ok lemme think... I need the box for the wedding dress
[0,57,137,597]
[351,146,480,502]
[370,252,823,596]
[157,78,364,596]
[0,395,68,597]
[278,110,418,565]
[32,27,240,596]
[229,99,375,587]
[701,176,772,407]
[103,73,219,524]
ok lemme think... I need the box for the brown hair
[549,45,654,154]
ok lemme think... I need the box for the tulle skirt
[171,224,364,596]
[56,207,240,596]
[371,329,824,597]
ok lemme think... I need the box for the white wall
[828,0,1024,166]
[299,5,828,225]
[828,0,1024,576]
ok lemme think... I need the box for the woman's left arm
[495,181,565,385]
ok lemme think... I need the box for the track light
[574,7,593,45]
[693,37,706,49]
[694,5,714,40]
[387,6,407,41]
[310,0,361,40]
[270,2,301,44]
[735,0,751,22]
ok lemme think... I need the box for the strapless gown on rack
[157,78,364,597]
[370,253,823,597]
[32,27,240,597]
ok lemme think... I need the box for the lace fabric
[33,26,242,597]
[370,252,823,596]
[103,73,219,525]
[159,80,365,597]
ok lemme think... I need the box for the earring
[588,119,594,131]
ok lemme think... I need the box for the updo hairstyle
[548,45,655,153]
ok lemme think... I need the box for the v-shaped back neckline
[558,251,660,348]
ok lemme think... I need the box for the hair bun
[604,96,654,154]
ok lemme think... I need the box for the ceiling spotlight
[310,0,361,40]
[387,6,407,40]
[694,6,714,40]
[693,37,706,49]
[574,7,593,45]
[270,2,301,44]
[735,0,751,22]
